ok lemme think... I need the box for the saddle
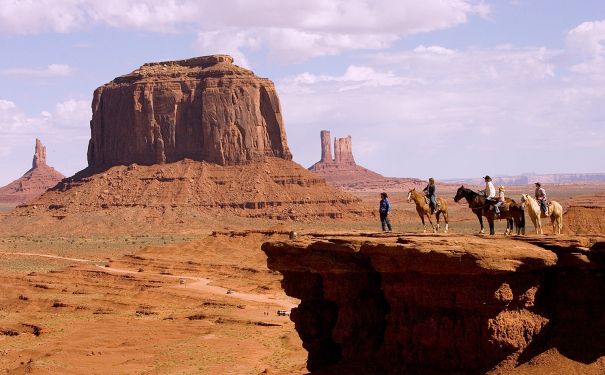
[424,196,440,212]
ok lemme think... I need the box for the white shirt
[483,181,496,198]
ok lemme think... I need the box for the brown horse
[454,186,525,235]
[407,188,449,233]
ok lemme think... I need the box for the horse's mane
[461,187,479,198]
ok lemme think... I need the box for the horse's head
[520,194,529,206]
[407,188,415,203]
[453,185,465,202]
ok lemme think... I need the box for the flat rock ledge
[262,233,605,374]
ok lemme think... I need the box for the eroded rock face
[262,234,605,373]
[87,55,292,168]
[333,136,354,164]
[32,138,47,169]
[320,130,332,163]
[0,139,65,205]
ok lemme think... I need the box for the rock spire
[0,138,65,204]
[32,138,47,169]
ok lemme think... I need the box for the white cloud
[1,64,72,77]
[282,65,423,93]
[54,99,90,125]
[565,20,605,80]
[0,98,90,140]
[0,1,489,62]
[566,20,605,57]
[278,32,605,177]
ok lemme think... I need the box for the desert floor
[1,183,604,374]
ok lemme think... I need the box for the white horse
[520,194,563,235]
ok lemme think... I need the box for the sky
[1,0,604,186]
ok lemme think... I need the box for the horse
[520,194,563,235]
[454,185,525,235]
[407,188,449,233]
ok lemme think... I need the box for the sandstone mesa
[87,55,291,168]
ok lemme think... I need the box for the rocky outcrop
[4,157,371,234]
[87,55,292,169]
[262,233,605,373]
[32,138,46,169]
[308,130,424,191]
[320,130,332,163]
[333,136,354,164]
[0,139,65,205]
[2,57,373,230]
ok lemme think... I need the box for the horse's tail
[516,206,525,235]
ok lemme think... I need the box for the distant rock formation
[309,130,423,191]
[32,138,47,169]
[2,57,371,229]
[447,173,605,186]
[87,55,292,169]
[333,136,354,164]
[0,139,65,205]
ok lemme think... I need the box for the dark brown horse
[453,186,525,235]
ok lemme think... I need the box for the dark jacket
[379,198,390,214]
[423,184,436,197]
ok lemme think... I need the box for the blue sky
[1,0,604,186]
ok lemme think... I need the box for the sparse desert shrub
[18,294,29,301]
[187,314,206,320]
[0,328,19,336]
[52,300,68,308]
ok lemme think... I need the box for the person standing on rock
[379,192,392,232]
[423,178,437,214]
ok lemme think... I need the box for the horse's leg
[444,211,449,233]
[427,214,436,233]
[537,217,543,235]
[436,212,441,232]
[550,214,556,234]
[421,215,426,233]
[530,215,538,234]
[489,217,495,235]
[477,213,484,234]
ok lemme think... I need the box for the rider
[479,175,496,200]
[423,177,437,214]
[534,182,548,215]
[379,192,392,232]
[494,185,505,216]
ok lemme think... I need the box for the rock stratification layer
[262,233,605,374]
[0,139,65,205]
[87,55,292,168]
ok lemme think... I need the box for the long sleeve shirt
[423,184,436,197]
[498,191,505,202]
[535,187,547,201]
[379,198,390,214]
[481,181,496,198]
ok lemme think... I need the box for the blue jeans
[429,196,437,212]
[494,201,503,214]
[539,200,548,214]
[380,212,392,231]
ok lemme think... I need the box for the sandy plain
[1,182,604,374]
